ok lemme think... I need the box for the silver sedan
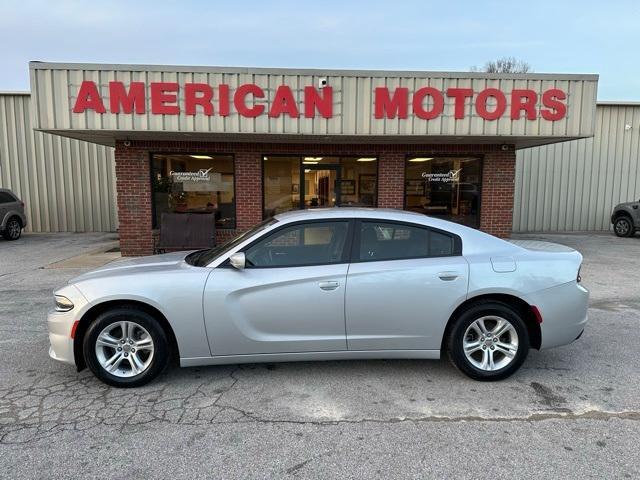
[48,208,589,387]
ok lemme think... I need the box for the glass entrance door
[302,166,340,209]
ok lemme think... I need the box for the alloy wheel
[7,219,20,239]
[615,218,631,236]
[94,321,155,378]
[463,316,519,371]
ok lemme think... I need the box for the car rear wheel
[83,307,170,387]
[2,217,22,240]
[447,301,529,381]
[613,216,634,237]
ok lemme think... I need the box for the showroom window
[263,156,378,218]
[151,154,235,229]
[405,157,481,228]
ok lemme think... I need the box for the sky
[1,0,639,100]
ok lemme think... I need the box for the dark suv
[0,188,27,240]
[611,199,640,237]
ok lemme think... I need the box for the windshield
[186,218,278,267]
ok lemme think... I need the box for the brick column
[479,148,516,238]
[234,151,263,231]
[115,144,154,256]
[377,152,405,209]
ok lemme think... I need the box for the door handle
[438,272,459,281]
[319,281,340,291]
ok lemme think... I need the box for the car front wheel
[2,217,22,240]
[447,301,529,381]
[613,216,634,237]
[83,307,170,387]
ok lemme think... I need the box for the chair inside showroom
[155,213,216,253]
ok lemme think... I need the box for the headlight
[54,295,74,312]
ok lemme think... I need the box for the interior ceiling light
[304,157,323,161]
[409,157,434,163]
[302,161,319,165]
[190,155,213,160]
[357,157,376,162]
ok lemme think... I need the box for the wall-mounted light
[263,156,268,161]
[625,124,633,131]
[409,157,434,163]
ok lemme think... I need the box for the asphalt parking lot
[1,232,639,479]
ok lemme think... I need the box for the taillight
[577,265,582,283]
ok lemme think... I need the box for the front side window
[151,154,235,229]
[245,221,349,267]
[358,221,455,261]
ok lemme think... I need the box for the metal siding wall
[514,104,640,232]
[30,64,597,140]
[0,94,117,232]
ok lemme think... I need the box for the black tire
[613,216,634,237]
[83,307,170,388]
[2,217,22,240]
[446,301,529,381]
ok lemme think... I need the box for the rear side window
[0,192,16,204]
[358,221,456,261]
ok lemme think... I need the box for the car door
[203,220,353,356]
[345,220,469,351]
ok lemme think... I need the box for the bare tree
[471,57,532,74]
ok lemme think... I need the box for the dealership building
[4,62,636,256]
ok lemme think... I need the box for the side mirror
[229,252,246,270]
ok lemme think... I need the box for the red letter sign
[510,89,537,120]
[73,81,106,114]
[541,88,567,121]
[374,87,408,119]
[218,84,230,117]
[151,82,180,115]
[269,85,299,118]
[475,88,507,120]
[185,83,213,115]
[304,86,332,118]
[109,81,145,114]
[412,87,444,120]
[446,88,474,119]
[234,84,265,118]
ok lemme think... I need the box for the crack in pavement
[1,366,638,445]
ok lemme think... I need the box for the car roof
[274,207,468,233]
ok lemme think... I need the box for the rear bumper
[524,281,589,350]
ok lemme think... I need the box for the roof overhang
[37,129,588,150]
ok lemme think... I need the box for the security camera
[501,144,509,151]
[123,139,131,147]
[318,77,328,89]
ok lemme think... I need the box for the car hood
[616,201,640,209]
[69,250,194,283]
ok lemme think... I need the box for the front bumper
[47,285,88,366]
